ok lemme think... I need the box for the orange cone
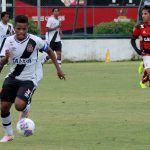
[105,49,110,63]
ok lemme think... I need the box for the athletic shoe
[138,62,144,75]
[0,135,14,143]
[140,81,147,88]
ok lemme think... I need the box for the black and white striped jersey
[0,34,48,85]
[0,21,14,53]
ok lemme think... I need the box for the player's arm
[130,24,142,55]
[46,18,60,32]
[0,50,10,66]
[0,38,11,72]
[11,24,15,35]
[59,30,63,38]
[47,47,65,80]
[38,38,65,79]
[131,37,142,55]
[46,26,60,32]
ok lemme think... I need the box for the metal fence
[0,0,143,38]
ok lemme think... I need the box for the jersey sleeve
[132,24,140,39]
[0,38,10,57]
[37,37,48,53]
[46,18,52,28]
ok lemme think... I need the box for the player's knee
[56,52,61,59]
[146,69,150,76]
[14,99,26,111]
[0,103,10,115]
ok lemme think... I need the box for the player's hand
[59,21,61,28]
[5,50,11,59]
[57,69,65,80]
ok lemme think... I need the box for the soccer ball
[16,118,35,136]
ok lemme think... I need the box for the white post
[37,0,41,34]
[2,0,6,12]
[129,0,133,3]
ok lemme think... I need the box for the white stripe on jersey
[1,34,47,86]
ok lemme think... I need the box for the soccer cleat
[0,135,14,143]
[138,62,144,75]
[140,81,147,88]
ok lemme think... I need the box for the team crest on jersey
[27,44,34,52]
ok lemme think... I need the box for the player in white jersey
[0,15,65,142]
[0,12,14,72]
[46,8,63,67]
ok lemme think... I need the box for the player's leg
[55,42,62,67]
[138,61,147,88]
[0,102,14,142]
[18,58,43,121]
[143,56,150,86]
[138,61,144,75]
[0,57,4,73]
[0,77,17,142]
[50,41,62,67]
[19,61,41,120]
[15,80,36,120]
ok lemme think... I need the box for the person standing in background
[0,12,14,72]
[46,8,62,67]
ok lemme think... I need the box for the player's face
[142,9,150,22]
[2,14,9,23]
[53,9,59,18]
[14,23,28,40]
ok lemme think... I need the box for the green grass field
[0,62,150,150]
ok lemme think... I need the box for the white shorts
[143,56,150,69]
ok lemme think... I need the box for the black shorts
[50,41,62,52]
[0,77,36,104]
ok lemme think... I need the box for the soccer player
[46,8,63,67]
[131,5,150,87]
[0,12,14,72]
[0,15,65,142]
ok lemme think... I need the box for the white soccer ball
[16,118,35,136]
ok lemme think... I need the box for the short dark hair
[1,12,9,19]
[52,8,59,12]
[15,15,28,25]
[142,5,150,13]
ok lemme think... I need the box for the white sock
[1,113,13,135]
[57,60,61,68]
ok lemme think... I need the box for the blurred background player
[46,8,63,67]
[131,5,150,88]
[0,12,14,72]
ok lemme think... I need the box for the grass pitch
[0,62,150,150]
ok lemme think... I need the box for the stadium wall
[62,39,139,61]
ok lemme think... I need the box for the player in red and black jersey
[131,5,150,87]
